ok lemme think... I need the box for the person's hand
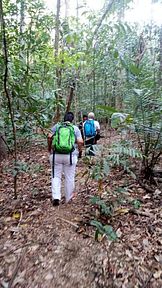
[47,133,53,139]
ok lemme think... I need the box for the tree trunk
[159,25,162,85]
[54,0,61,122]
[92,47,96,111]
[66,83,75,113]
[20,0,25,35]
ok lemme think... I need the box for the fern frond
[111,143,143,159]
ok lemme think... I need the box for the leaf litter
[0,132,162,288]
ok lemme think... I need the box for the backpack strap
[70,151,72,165]
[64,121,71,126]
[52,150,55,178]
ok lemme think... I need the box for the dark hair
[83,114,88,119]
[64,112,74,122]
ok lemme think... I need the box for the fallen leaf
[9,227,20,233]
[5,255,16,264]
[45,272,53,281]
[13,270,26,286]
[0,267,3,275]
[129,234,141,241]
[125,249,132,258]
[143,194,151,199]
[0,281,8,288]
[30,245,39,252]
[154,254,162,264]
[12,211,21,220]
[114,208,129,215]
[154,189,161,197]
[143,238,149,247]
[116,228,122,238]
[5,217,12,222]
[20,224,28,228]
[157,239,162,245]
[153,270,162,279]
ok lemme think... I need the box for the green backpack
[52,122,75,154]
[52,122,75,177]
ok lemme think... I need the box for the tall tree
[0,0,18,198]
[159,25,162,85]
[54,0,61,122]
[20,0,25,35]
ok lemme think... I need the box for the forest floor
[0,130,162,288]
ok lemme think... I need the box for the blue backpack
[84,120,96,137]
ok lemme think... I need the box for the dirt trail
[0,136,162,288]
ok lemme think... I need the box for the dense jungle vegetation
[0,0,162,196]
[0,1,162,287]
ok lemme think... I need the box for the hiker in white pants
[49,154,78,203]
[48,112,83,206]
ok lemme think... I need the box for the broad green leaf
[129,64,141,75]
[113,50,119,59]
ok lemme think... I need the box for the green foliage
[111,141,143,159]
[96,105,117,115]
[90,197,117,241]
[5,161,43,176]
[91,156,110,180]
[0,0,161,183]
[90,220,117,241]
[90,196,112,216]
[1,0,57,143]
[132,88,162,174]
[115,187,128,194]
[132,199,141,209]
[84,140,143,183]
[103,140,143,178]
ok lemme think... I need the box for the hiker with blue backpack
[84,112,100,155]
[48,112,83,206]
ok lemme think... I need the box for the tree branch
[93,0,115,40]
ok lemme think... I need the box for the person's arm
[47,125,56,153]
[75,126,83,158]
[95,121,100,134]
[96,128,100,134]
[47,133,53,153]
[95,121,100,141]
[77,137,83,151]
[77,137,83,158]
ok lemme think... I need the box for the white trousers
[49,153,78,202]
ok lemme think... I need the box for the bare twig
[138,179,155,193]
[57,217,79,228]
[129,209,153,218]
[0,134,11,153]
[58,217,93,238]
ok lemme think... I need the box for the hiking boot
[52,199,60,206]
